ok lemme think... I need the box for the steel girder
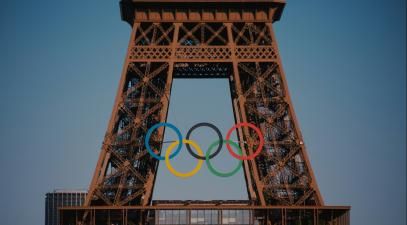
[85,6,323,210]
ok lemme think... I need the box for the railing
[128,46,277,62]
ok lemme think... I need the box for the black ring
[186,122,223,160]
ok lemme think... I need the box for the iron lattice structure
[59,1,351,224]
[85,0,323,209]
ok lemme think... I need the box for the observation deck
[120,0,286,25]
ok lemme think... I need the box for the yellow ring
[165,139,204,178]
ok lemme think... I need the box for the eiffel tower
[60,0,350,224]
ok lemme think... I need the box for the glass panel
[222,210,251,225]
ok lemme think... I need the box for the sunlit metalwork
[60,1,350,224]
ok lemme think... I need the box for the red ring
[225,122,264,160]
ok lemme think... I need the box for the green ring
[206,140,243,177]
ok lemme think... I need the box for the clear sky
[0,0,405,225]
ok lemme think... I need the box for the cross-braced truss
[236,62,320,205]
[85,2,323,215]
[88,61,172,207]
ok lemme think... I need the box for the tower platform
[60,200,350,225]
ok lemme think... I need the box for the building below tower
[45,190,87,225]
[60,200,350,225]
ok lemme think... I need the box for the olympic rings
[206,140,242,177]
[165,139,204,178]
[145,122,183,160]
[225,122,264,160]
[144,122,264,178]
[186,122,223,160]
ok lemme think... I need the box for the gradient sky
[0,0,405,225]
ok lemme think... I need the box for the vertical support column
[188,209,191,225]
[250,209,254,225]
[85,22,140,207]
[92,209,95,225]
[225,22,266,206]
[75,210,78,225]
[265,22,324,205]
[141,22,181,206]
[265,209,269,225]
[60,208,63,225]
[219,209,223,225]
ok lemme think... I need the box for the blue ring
[145,122,183,160]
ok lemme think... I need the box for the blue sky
[0,0,405,225]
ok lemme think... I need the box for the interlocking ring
[145,122,182,160]
[165,139,204,178]
[225,122,264,160]
[206,140,242,177]
[145,122,265,178]
[186,122,223,160]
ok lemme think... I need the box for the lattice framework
[84,1,323,214]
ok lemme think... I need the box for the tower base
[60,200,350,225]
